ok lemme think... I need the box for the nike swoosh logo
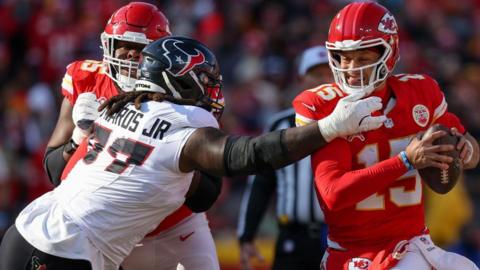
[302,102,316,112]
[179,231,195,241]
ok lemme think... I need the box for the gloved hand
[71,92,100,144]
[318,93,387,142]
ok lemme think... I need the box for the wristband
[399,151,414,171]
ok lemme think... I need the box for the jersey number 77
[83,124,154,174]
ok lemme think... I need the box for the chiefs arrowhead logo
[348,257,371,270]
[161,39,206,76]
[378,13,398,34]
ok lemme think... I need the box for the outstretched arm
[180,122,326,176]
[180,94,388,176]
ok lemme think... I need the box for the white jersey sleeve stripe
[432,96,447,122]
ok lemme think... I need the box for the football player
[0,36,387,270]
[39,2,222,270]
[292,2,480,270]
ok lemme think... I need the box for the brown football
[418,124,462,194]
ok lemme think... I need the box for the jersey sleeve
[60,60,104,105]
[188,106,220,129]
[311,139,408,211]
[423,76,465,133]
[60,61,80,105]
[292,87,331,127]
[156,105,219,172]
[168,104,219,130]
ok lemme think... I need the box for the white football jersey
[16,101,219,268]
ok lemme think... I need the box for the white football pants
[121,213,220,270]
[392,234,478,270]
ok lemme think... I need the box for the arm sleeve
[184,172,222,213]
[237,169,276,243]
[223,130,288,175]
[43,145,68,187]
[311,139,408,211]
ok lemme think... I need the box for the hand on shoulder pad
[318,93,387,142]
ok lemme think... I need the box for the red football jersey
[61,60,119,105]
[293,74,465,249]
[60,59,192,235]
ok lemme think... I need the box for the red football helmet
[326,1,400,96]
[101,2,171,91]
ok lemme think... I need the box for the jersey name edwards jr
[100,107,172,140]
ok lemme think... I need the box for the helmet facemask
[327,38,393,97]
[169,70,225,120]
[198,72,225,120]
[101,32,150,92]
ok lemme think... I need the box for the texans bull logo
[31,256,47,270]
[161,39,206,76]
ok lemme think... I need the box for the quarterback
[293,2,479,270]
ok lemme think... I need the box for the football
[418,124,462,194]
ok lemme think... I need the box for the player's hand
[451,127,473,165]
[71,92,100,144]
[318,93,387,142]
[405,130,454,170]
[240,241,265,270]
[72,92,100,130]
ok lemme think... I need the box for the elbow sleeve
[223,130,288,176]
[43,145,68,187]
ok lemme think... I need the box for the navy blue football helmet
[135,36,224,119]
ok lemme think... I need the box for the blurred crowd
[0,0,479,267]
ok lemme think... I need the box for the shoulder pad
[293,83,344,123]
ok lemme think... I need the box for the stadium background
[0,0,479,269]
